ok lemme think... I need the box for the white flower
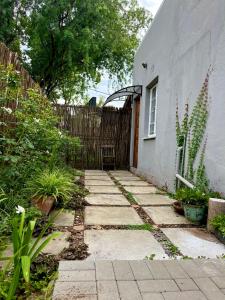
[16,205,25,214]
[2,107,12,114]
[58,130,63,138]
[34,118,40,123]
[46,150,49,154]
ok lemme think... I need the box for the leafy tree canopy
[0,0,151,101]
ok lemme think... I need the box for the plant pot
[32,196,55,215]
[183,205,206,224]
[214,229,225,245]
[207,198,225,232]
[173,201,184,215]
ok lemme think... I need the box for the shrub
[26,168,75,203]
[210,214,225,237]
[175,188,209,206]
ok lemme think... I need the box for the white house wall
[131,0,225,194]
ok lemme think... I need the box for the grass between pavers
[126,224,153,231]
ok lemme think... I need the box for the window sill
[143,134,156,140]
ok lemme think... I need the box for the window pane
[149,123,155,135]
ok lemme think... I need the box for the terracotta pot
[172,201,184,215]
[32,196,55,215]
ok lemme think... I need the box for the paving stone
[162,228,225,258]
[194,277,225,300]
[85,170,107,175]
[142,293,164,300]
[85,206,143,225]
[195,260,225,276]
[59,261,95,271]
[222,289,225,295]
[42,232,71,255]
[85,175,112,180]
[211,277,225,289]
[134,194,175,206]
[163,260,189,279]
[53,295,97,300]
[85,230,166,260]
[123,186,158,194]
[114,176,142,181]
[85,194,130,206]
[117,281,142,300]
[162,291,207,300]
[110,171,134,176]
[145,207,190,225]
[119,180,151,186]
[58,270,95,282]
[85,180,115,186]
[113,261,134,280]
[175,278,199,291]
[97,281,119,300]
[96,261,115,280]
[53,281,97,297]
[146,261,172,279]
[129,260,153,280]
[137,279,179,293]
[178,260,209,278]
[86,186,122,194]
[52,210,74,227]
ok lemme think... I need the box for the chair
[101,145,115,170]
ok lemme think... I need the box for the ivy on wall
[176,72,210,191]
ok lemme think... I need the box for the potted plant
[175,188,209,224]
[210,214,225,244]
[27,168,75,214]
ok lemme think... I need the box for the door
[133,97,140,168]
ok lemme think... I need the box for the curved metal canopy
[104,85,142,106]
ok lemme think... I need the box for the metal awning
[104,85,142,106]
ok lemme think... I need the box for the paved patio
[53,170,225,299]
[53,259,225,299]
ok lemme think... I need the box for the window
[148,84,157,137]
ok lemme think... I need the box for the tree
[25,0,151,99]
[0,0,31,53]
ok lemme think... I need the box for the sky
[88,0,164,106]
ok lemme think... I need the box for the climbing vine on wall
[176,71,210,191]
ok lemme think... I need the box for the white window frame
[148,83,157,138]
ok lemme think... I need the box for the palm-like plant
[27,169,75,203]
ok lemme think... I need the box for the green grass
[126,224,153,231]
[126,192,138,204]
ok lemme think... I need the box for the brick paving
[53,259,225,299]
[53,170,225,299]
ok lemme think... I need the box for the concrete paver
[53,260,225,299]
[146,260,172,279]
[162,291,207,300]
[85,175,112,180]
[85,180,115,186]
[117,280,142,300]
[52,210,75,227]
[86,185,122,194]
[114,176,142,181]
[129,260,153,280]
[84,230,167,260]
[137,279,179,293]
[119,180,152,186]
[162,228,225,258]
[85,194,130,206]
[85,206,143,225]
[144,206,191,225]
[85,170,107,175]
[123,186,158,194]
[42,232,71,255]
[134,194,175,206]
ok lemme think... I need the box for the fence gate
[54,105,131,169]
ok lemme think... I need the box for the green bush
[175,188,209,206]
[26,168,75,203]
[210,214,225,237]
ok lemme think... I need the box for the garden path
[53,170,225,299]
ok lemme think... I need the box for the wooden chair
[101,145,115,170]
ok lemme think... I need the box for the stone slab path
[53,259,225,299]
[53,170,225,299]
